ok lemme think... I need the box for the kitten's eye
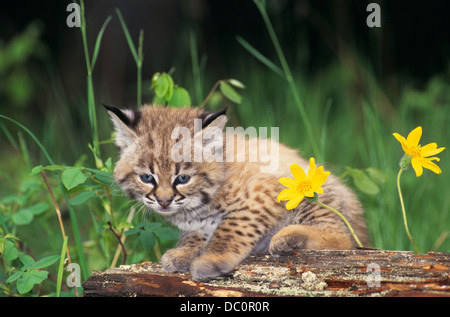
[140,174,155,184]
[174,174,190,185]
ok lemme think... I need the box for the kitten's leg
[269,224,353,256]
[190,176,283,280]
[190,211,276,280]
[189,220,254,280]
[161,232,207,273]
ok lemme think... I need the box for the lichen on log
[83,249,450,297]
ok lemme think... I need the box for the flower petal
[314,186,324,195]
[411,157,423,177]
[290,163,306,182]
[393,133,410,154]
[406,126,422,148]
[421,143,445,157]
[279,177,298,189]
[307,158,317,178]
[421,158,442,175]
[393,132,406,145]
[285,194,303,210]
[311,167,330,187]
[277,188,298,202]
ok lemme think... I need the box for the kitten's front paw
[190,255,235,281]
[161,248,193,273]
[269,227,307,256]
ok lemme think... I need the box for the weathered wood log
[83,249,450,297]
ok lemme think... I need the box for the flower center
[408,145,422,157]
[297,179,312,194]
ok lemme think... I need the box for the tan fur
[108,104,369,280]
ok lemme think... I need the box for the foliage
[0,0,449,297]
[0,179,60,295]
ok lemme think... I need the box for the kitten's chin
[154,208,178,217]
[142,201,179,217]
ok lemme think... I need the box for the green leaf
[139,230,156,250]
[124,228,141,237]
[228,79,246,89]
[71,191,97,206]
[62,167,88,190]
[12,209,34,225]
[19,254,35,269]
[29,255,60,270]
[144,222,162,231]
[152,95,166,105]
[6,271,23,284]
[347,167,380,195]
[16,270,48,294]
[151,72,160,87]
[28,203,49,216]
[365,167,387,186]
[168,87,191,107]
[30,165,44,175]
[104,157,113,172]
[1,195,23,205]
[30,164,64,176]
[220,82,242,104]
[12,204,48,225]
[164,73,174,101]
[2,233,19,242]
[2,244,19,261]
[153,227,179,241]
[85,168,114,185]
[154,74,169,99]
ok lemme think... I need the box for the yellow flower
[277,158,330,210]
[393,126,445,177]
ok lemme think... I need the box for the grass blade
[115,8,139,64]
[91,15,112,71]
[56,236,68,297]
[236,35,285,79]
[0,115,53,164]
[79,0,101,164]
[253,0,321,160]
[137,29,144,106]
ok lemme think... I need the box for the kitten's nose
[155,195,174,209]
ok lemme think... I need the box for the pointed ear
[104,104,141,150]
[201,107,227,131]
[193,108,227,159]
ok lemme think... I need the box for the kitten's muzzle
[155,194,175,209]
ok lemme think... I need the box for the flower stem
[316,201,364,248]
[396,168,420,253]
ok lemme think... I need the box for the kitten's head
[106,104,227,218]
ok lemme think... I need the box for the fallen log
[83,249,449,297]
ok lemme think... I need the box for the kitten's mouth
[155,206,176,215]
[144,202,178,216]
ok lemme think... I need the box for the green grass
[0,1,449,297]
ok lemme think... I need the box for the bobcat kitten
[106,104,369,280]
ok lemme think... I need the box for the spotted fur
[107,104,369,280]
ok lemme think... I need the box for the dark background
[1,0,449,108]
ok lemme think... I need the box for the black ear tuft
[103,104,141,129]
[202,107,227,129]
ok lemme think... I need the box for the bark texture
[83,249,450,297]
